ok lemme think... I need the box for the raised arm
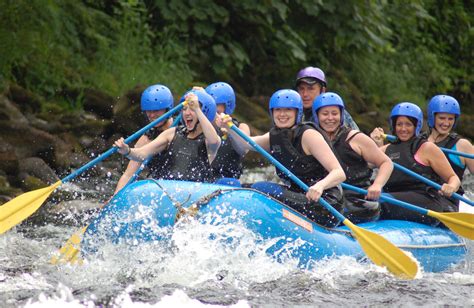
[231,122,251,156]
[186,93,221,163]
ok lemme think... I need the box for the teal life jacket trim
[448,143,464,169]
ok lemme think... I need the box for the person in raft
[421,95,473,205]
[114,89,220,183]
[113,84,175,194]
[295,66,359,130]
[205,82,250,183]
[370,102,461,226]
[219,89,346,227]
[312,92,393,223]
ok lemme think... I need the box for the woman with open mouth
[114,89,220,183]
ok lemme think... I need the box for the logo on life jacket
[389,152,400,160]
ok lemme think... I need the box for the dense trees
[1,0,472,113]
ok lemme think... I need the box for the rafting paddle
[341,183,474,240]
[50,157,151,265]
[0,102,185,235]
[227,122,419,279]
[384,134,474,159]
[391,162,474,207]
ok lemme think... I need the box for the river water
[1,168,473,307]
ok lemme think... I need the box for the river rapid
[1,168,473,307]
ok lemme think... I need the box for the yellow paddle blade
[428,211,474,240]
[344,220,418,279]
[0,181,62,234]
[50,226,86,265]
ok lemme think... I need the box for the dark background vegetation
[0,0,473,134]
[1,0,473,130]
[0,0,472,200]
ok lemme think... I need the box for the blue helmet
[140,84,174,111]
[269,89,303,125]
[205,82,236,114]
[427,95,461,128]
[390,102,424,136]
[180,89,217,122]
[311,92,345,127]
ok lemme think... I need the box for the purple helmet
[295,67,327,87]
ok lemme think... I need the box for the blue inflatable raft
[82,179,467,272]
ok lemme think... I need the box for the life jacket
[420,132,465,196]
[150,126,215,182]
[435,132,466,196]
[302,108,314,122]
[211,118,243,179]
[269,122,328,192]
[146,127,170,178]
[384,136,442,192]
[331,126,372,187]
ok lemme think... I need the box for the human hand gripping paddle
[226,121,418,279]
[341,183,474,240]
[0,102,186,235]
[382,134,473,207]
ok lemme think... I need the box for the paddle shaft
[384,134,474,159]
[392,162,474,206]
[228,124,346,222]
[62,103,184,183]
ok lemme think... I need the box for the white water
[1,169,473,307]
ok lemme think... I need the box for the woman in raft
[114,89,221,183]
[220,89,346,227]
[312,92,393,223]
[422,95,473,205]
[370,102,461,226]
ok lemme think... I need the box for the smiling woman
[114,89,220,183]
[423,95,474,198]
[370,102,461,225]
[313,92,393,223]
[218,89,346,227]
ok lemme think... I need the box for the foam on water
[2,171,473,306]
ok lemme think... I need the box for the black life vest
[211,118,243,179]
[331,127,372,187]
[435,133,465,196]
[150,126,215,182]
[146,127,168,177]
[385,136,442,192]
[269,123,328,192]
[302,108,314,122]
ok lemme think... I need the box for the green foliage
[0,0,471,115]
[0,0,193,104]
